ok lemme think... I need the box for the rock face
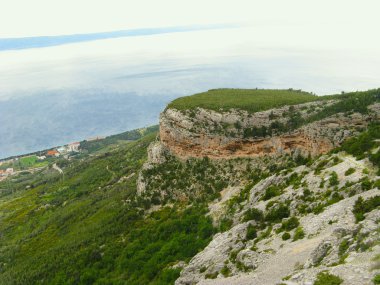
[159,102,380,159]
[175,154,380,285]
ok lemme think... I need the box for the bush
[373,274,380,284]
[338,239,349,256]
[353,196,380,222]
[344,168,355,176]
[282,232,291,240]
[329,171,339,186]
[314,271,343,285]
[341,123,380,170]
[361,177,373,190]
[219,218,233,232]
[220,265,231,277]
[246,224,257,240]
[243,208,264,222]
[281,216,299,231]
[293,227,305,241]
[262,185,282,200]
[265,203,290,223]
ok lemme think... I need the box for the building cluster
[0,167,14,181]
[47,142,81,157]
[0,142,81,181]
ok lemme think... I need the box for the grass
[314,271,343,285]
[167,88,319,113]
[20,155,38,167]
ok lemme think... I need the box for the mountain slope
[0,88,379,285]
[0,132,215,285]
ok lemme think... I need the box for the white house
[67,142,80,152]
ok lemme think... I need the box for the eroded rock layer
[160,103,380,159]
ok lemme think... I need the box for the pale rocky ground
[175,153,380,285]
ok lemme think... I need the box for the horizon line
[0,23,239,51]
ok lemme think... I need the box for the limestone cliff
[159,101,380,159]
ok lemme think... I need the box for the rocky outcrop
[175,153,380,285]
[159,102,380,159]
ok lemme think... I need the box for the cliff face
[159,102,380,159]
[137,92,380,285]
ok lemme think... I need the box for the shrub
[361,177,373,190]
[293,227,305,241]
[353,196,380,222]
[243,208,264,222]
[265,203,290,223]
[219,218,233,232]
[338,239,349,256]
[205,272,218,279]
[344,168,355,176]
[340,123,380,169]
[246,224,257,240]
[262,185,282,200]
[314,271,343,285]
[332,156,342,165]
[281,216,299,231]
[282,232,291,240]
[220,265,231,277]
[329,171,339,186]
[373,274,380,284]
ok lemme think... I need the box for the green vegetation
[314,272,343,285]
[340,122,380,174]
[2,88,380,284]
[220,265,231,277]
[246,224,257,240]
[353,196,380,222]
[80,125,158,153]
[373,274,380,284]
[345,168,355,176]
[243,207,264,223]
[265,203,290,223]
[205,271,218,279]
[282,232,291,240]
[0,155,49,171]
[0,131,215,285]
[338,239,350,263]
[19,155,38,167]
[169,88,380,141]
[293,227,305,241]
[219,217,233,232]
[262,185,283,201]
[243,89,380,138]
[167,89,318,113]
[329,171,339,186]
[279,216,299,232]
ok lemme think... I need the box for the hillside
[0,88,379,285]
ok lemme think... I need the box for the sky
[0,0,379,38]
[1,0,380,97]
[1,0,380,157]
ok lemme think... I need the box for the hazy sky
[1,0,379,38]
[1,0,380,98]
